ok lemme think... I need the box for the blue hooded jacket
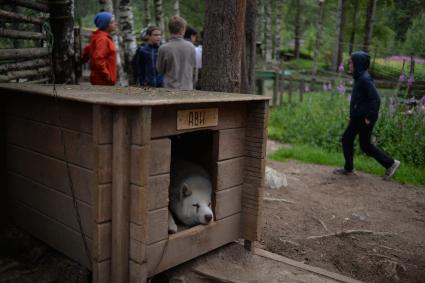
[349,51,380,120]
[134,44,163,87]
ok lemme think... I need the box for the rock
[265,166,288,190]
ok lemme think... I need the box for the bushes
[269,92,425,168]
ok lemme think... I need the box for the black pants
[342,117,394,171]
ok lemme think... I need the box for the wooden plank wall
[241,101,268,243]
[5,94,94,268]
[129,107,152,283]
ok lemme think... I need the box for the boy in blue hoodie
[134,26,163,87]
[334,51,400,180]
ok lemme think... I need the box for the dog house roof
[0,83,269,106]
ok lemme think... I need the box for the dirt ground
[261,156,425,283]
[1,142,425,282]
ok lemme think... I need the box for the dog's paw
[168,212,178,234]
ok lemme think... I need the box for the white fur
[169,162,214,231]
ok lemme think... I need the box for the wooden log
[149,138,171,176]
[213,128,245,161]
[148,174,170,211]
[112,108,131,283]
[0,28,47,40]
[147,213,241,276]
[216,157,244,191]
[0,47,49,60]
[215,185,242,220]
[93,260,111,283]
[0,67,51,82]
[0,58,50,72]
[130,260,148,283]
[0,9,45,24]
[0,0,50,12]
[147,208,168,244]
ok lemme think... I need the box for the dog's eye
[192,204,200,210]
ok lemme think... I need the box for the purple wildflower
[336,83,346,95]
[399,73,406,82]
[304,84,310,92]
[408,74,415,87]
[347,95,351,102]
[338,64,344,73]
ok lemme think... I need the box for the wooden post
[112,108,131,283]
[288,79,293,104]
[0,101,5,223]
[279,77,285,105]
[273,71,279,106]
[299,81,304,102]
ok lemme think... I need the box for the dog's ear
[182,183,192,198]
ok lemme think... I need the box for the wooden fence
[256,69,425,107]
[0,1,51,83]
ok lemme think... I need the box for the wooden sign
[177,108,218,130]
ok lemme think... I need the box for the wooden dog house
[0,83,269,283]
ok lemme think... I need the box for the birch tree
[173,0,180,16]
[118,0,137,82]
[274,0,284,60]
[312,0,325,77]
[332,0,345,71]
[154,0,165,36]
[200,0,247,93]
[264,0,273,62]
[48,0,76,83]
[363,0,377,52]
[294,0,302,59]
[143,0,151,27]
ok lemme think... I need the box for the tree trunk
[256,0,264,59]
[99,0,127,85]
[143,0,151,26]
[241,0,256,94]
[332,0,345,71]
[118,0,137,84]
[200,0,246,93]
[48,0,76,84]
[294,0,302,59]
[154,0,165,36]
[363,0,377,52]
[264,0,272,62]
[274,0,284,60]
[312,0,325,77]
[173,0,180,16]
[348,0,359,55]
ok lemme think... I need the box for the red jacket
[82,30,117,85]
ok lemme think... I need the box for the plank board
[147,213,240,276]
[149,138,171,176]
[11,200,92,269]
[5,94,93,134]
[214,128,245,161]
[147,207,169,245]
[147,174,169,211]
[93,260,111,283]
[151,103,247,138]
[131,107,151,146]
[8,172,93,237]
[7,145,93,204]
[130,260,148,283]
[214,185,242,220]
[93,105,112,144]
[130,185,148,226]
[216,157,244,191]
[130,145,149,186]
[6,115,94,169]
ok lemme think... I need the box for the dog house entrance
[169,130,216,233]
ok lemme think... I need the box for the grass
[269,144,425,187]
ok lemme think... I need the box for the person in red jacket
[82,12,117,85]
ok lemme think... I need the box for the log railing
[0,1,51,83]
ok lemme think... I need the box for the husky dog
[168,160,214,233]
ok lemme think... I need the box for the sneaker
[333,168,355,175]
[384,160,400,180]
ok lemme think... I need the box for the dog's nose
[205,214,212,222]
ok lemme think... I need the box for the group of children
[82,12,201,90]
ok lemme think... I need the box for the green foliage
[269,92,425,169]
[269,144,425,186]
[403,13,425,58]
